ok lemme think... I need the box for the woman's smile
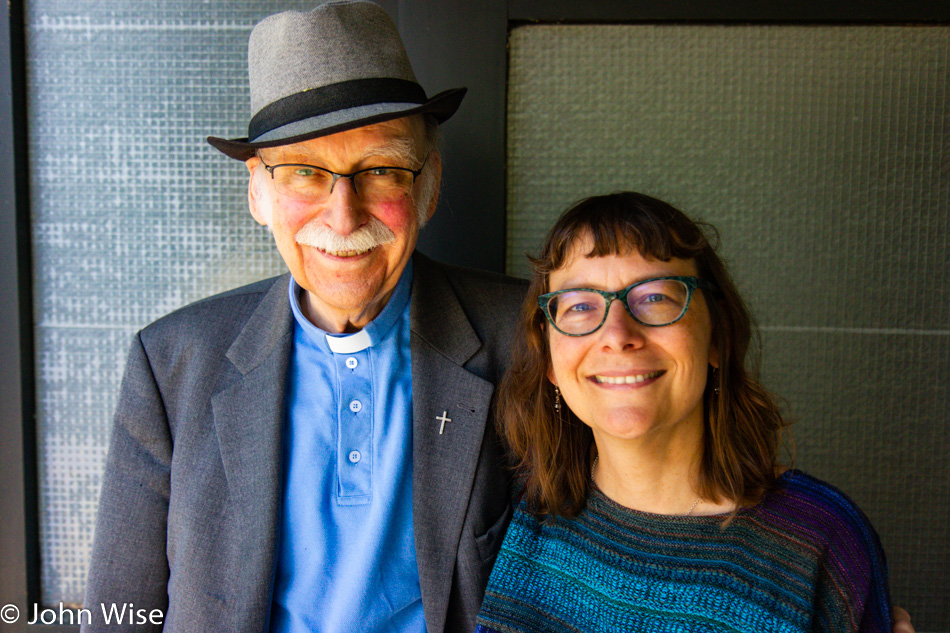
[590,370,664,385]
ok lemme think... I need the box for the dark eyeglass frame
[259,154,428,199]
[538,275,717,336]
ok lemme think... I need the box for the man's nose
[323,176,366,236]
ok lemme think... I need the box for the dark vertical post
[398,0,510,273]
[0,0,40,630]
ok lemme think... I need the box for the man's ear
[424,150,442,222]
[245,156,271,227]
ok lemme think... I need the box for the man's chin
[300,276,394,331]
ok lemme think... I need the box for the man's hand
[892,606,914,633]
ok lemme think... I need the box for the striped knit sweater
[475,470,891,632]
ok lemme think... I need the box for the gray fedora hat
[207,0,466,161]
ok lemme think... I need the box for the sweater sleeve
[804,475,892,633]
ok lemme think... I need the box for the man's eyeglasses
[260,155,427,203]
[538,276,716,336]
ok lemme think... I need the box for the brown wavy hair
[498,192,787,517]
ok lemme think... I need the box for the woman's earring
[713,367,720,395]
[554,386,561,411]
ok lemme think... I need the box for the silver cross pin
[436,411,452,435]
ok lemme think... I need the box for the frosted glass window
[507,24,949,629]
[25,1,321,605]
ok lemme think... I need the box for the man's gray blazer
[82,252,527,633]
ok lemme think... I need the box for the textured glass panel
[507,25,949,629]
[26,0,317,606]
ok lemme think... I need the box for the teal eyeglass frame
[538,275,717,336]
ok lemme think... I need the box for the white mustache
[295,216,396,254]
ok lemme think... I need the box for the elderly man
[84,3,917,633]
[83,2,523,632]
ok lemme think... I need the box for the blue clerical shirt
[269,261,425,633]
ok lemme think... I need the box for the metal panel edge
[508,0,950,22]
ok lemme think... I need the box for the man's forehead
[261,116,424,161]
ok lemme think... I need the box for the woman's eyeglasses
[538,276,716,336]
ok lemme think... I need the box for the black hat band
[248,78,428,142]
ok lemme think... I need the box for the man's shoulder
[419,256,528,330]
[423,256,528,305]
[413,256,528,369]
[139,273,288,345]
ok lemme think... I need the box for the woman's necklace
[590,455,703,516]
[683,496,702,516]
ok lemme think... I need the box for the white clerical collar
[324,329,372,354]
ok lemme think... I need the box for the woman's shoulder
[768,469,875,524]
[765,470,892,631]
[762,469,888,573]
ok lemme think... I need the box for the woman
[475,192,893,632]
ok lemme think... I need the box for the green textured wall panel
[507,24,949,629]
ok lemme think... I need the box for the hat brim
[207,87,466,161]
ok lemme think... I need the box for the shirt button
[348,450,361,464]
[345,357,358,369]
[349,400,362,413]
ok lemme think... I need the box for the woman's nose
[598,299,647,349]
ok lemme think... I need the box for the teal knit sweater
[475,470,891,632]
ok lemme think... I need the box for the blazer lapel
[410,255,495,633]
[211,274,293,629]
